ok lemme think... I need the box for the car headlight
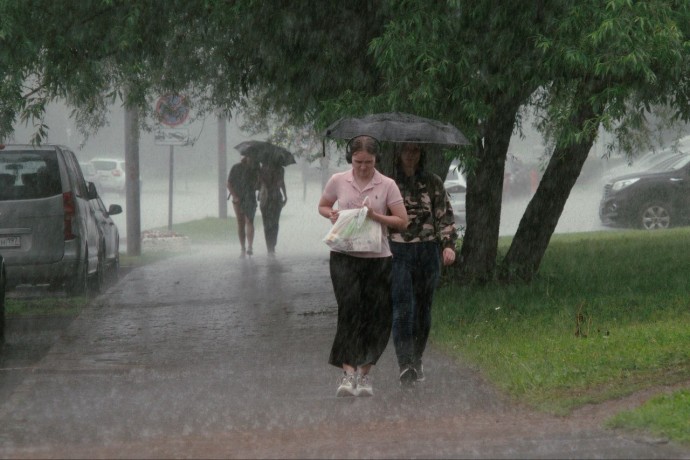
[611,178,640,191]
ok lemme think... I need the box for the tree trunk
[501,102,598,282]
[458,105,517,283]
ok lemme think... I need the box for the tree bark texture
[458,104,517,283]
[502,102,598,282]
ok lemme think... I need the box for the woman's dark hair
[346,135,381,163]
[395,142,427,172]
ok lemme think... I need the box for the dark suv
[599,153,690,230]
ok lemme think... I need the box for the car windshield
[446,163,465,182]
[445,183,466,193]
[80,162,96,174]
[632,149,682,169]
[0,150,62,201]
[649,153,690,172]
[92,160,120,170]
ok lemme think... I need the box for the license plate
[0,236,21,248]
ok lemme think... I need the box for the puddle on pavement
[1,317,75,367]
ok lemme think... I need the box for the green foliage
[434,228,690,415]
[607,389,690,443]
[5,296,87,317]
[159,216,240,243]
[3,0,690,285]
[533,0,690,157]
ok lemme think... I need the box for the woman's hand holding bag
[323,197,382,252]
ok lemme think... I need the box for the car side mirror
[87,181,98,200]
[108,204,123,216]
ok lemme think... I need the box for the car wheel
[65,251,89,297]
[0,266,5,345]
[639,201,672,230]
[111,253,120,283]
[105,252,120,287]
[88,247,106,294]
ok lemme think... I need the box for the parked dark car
[91,195,122,285]
[599,153,690,230]
[0,144,104,295]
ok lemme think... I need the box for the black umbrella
[234,140,296,166]
[323,112,470,146]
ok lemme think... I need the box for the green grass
[153,216,241,243]
[434,227,690,442]
[5,218,690,443]
[5,295,88,317]
[606,389,690,443]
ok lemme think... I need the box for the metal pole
[218,115,228,219]
[124,103,141,256]
[168,145,174,231]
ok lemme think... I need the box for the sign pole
[168,145,174,231]
[125,102,142,256]
[154,93,189,232]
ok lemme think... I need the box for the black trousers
[260,197,282,252]
[328,251,393,369]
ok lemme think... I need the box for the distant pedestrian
[389,142,458,388]
[258,161,287,255]
[318,135,408,397]
[227,156,259,258]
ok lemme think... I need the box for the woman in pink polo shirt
[318,135,408,397]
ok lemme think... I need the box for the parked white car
[445,162,466,225]
[91,158,126,193]
[79,161,102,192]
[91,194,122,284]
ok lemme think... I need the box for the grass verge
[434,227,690,442]
[157,216,241,242]
[5,296,89,317]
[606,389,690,443]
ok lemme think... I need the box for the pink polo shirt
[321,169,404,258]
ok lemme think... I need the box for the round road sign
[156,94,190,127]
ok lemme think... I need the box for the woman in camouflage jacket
[389,142,458,387]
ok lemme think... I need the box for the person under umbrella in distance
[318,135,408,397]
[258,158,287,256]
[389,142,458,388]
[227,155,259,258]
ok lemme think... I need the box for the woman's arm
[280,179,287,204]
[318,196,339,224]
[226,179,240,203]
[367,202,408,231]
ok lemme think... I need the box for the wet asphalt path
[0,244,688,459]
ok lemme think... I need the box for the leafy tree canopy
[3,0,690,283]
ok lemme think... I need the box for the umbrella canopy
[234,140,296,166]
[323,112,470,146]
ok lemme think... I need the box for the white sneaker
[399,365,418,390]
[336,373,357,397]
[355,373,373,397]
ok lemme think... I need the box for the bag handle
[356,196,370,226]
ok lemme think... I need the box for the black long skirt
[328,251,392,369]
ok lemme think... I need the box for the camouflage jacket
[389,170,458,249]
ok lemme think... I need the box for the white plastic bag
[323,199,382,253]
